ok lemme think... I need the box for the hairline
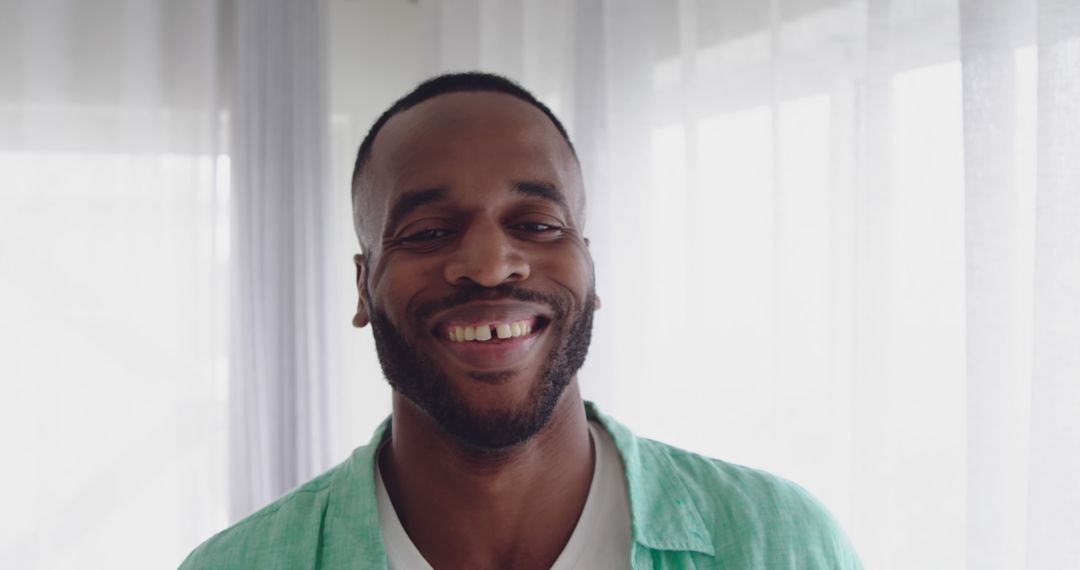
[352,89,579,188]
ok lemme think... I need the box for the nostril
[441,230,530,286]
[446,263,529,288]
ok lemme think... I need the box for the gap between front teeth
[448,320,533,343]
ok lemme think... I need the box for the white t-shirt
[375,422,632,569]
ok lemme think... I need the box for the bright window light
[0,151,229,568]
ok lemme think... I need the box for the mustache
[412,284,569,325]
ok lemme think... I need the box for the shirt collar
[322,416,392,567]
[586,401,716,556]
[324,401,716,562]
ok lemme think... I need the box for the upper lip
[429,301,551,329]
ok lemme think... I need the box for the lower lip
[436,329,544,370]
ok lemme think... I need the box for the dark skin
[352,92,599,569]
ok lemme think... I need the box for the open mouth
[426,302,553,369]
[435,315,550,344]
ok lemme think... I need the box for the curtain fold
[960,1,1032,568]
[229,0,333,522]
[1028,1,1080,566]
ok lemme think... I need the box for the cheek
[370,262,415,309]
[537,248,593,297]
[369,256,444,316]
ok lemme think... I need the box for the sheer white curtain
[1,0,335,566]
[370,0,1078,568]
[0,1,229,568]
[228,0,334,523]
[7,0,1076,567]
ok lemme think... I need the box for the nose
[443,222,530,287]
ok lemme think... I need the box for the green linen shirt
[181,402,862,569]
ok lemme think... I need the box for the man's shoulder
[178,461,344,569]
[630,436,863,568]
[643,437,828,515]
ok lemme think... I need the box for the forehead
[365,91,582,220]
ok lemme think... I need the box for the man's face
[356,92,596,450]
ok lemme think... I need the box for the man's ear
[352,254,371,328]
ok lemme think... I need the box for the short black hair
[350,72,576,197]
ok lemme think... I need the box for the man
[181,72,862,569]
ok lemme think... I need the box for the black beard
[368,284,595,450]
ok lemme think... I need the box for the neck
[381,382,593,570]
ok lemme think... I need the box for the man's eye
[400,229,452,242]
[515,222,561,233]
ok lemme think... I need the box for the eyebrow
[512,181,570,215]
[385,187,448,236]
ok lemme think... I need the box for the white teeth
[446,320,537,343]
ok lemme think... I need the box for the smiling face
[354,91,597,449]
